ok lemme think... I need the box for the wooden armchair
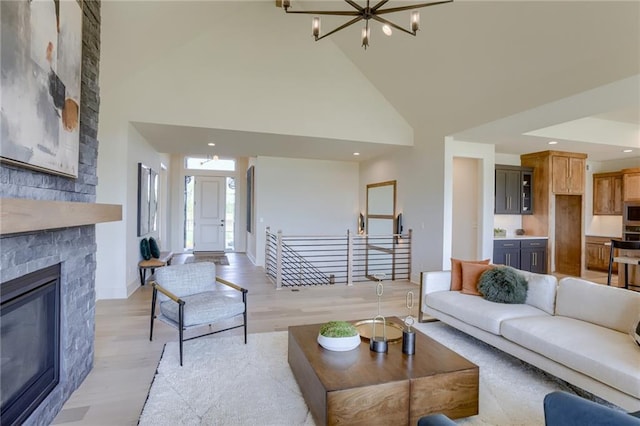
[149,262,248,366]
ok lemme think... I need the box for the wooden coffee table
[288,317,478,425]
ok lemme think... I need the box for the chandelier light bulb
[312,17,320,38]
[411,11,420,32]
[361,26,370,48]
[382,24,392,36]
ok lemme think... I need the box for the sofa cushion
[515,270,557,315]
[425,291,548,335]
[461,262,494,296]
[450,258,490,291]
[556,277,640,333]
[502,315,640,399]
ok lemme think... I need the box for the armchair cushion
[154,262,217,301]
[160,292,245,327]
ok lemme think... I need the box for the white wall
[253,157,359,266]
[452,157,480,260]
[125,126,169,295]
[444,139,495,268]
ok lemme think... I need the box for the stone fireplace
[1,264,61,425]
[0,1,104,424]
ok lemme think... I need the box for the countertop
[493,235,549,240]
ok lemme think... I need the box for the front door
[193,176,226,252]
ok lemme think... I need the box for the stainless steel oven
[623,202,640,241]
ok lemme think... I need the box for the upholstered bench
[138,251,173,285]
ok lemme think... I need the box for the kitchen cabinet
[593,172,623,215]
[493,239,521,269]
[521,150,587,275]
[552,155,585,194]
[495,165,533,215]
[520,239,547,274]
[622,168,640,201]
[493,239,547,273]
[585,236,616,272]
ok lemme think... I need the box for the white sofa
[420,270,640,411]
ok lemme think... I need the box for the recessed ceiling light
[623,149,633,153]
[382,24,392,36]
[208,142,216,146]
[353,152,360,156]
[548,141,558,145]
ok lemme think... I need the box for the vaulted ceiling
[115,1,639,162]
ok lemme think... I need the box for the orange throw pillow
[451,258,490,291]
[461,262,494,296]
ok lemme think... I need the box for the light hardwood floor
[53,253,420,425]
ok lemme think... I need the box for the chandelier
[282,0,453,49]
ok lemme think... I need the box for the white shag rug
[140,322,581,426]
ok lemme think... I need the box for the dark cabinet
[520,240,547,274]
[495,165,533,215]
[493,240,521,269]
[493,239,547,273]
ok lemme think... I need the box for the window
[185,156,235,171]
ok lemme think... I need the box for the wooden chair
[607,239,640,289]
[149,262,248,366]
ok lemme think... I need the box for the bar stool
[607,239,640,289]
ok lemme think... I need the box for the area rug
[140,323,584,426]
[185,255,229,265]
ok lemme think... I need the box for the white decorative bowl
[317,333,361,352]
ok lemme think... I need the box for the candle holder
[370,274,388,353]
[403,291,416,355]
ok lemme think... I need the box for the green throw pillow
[148,237,161,259]
[140,238,151,260]
[478,266,528,304]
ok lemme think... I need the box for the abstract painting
[1,0,83,177]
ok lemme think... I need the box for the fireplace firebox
[1,264,61,425]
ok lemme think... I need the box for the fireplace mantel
[1,198,122,235]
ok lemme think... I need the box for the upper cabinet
[551,154,586,194]
[593,171,623,215]
[495,165,533,215]
[622,168,640,202]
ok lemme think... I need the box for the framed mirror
[137,163,158,236]
[366,180,397,280]
[137,163,150,236]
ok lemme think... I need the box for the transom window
[185,156,235,171]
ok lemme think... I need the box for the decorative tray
[353,319,404,343]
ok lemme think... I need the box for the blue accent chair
[543,391,640,426]
[416,391,640,426]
